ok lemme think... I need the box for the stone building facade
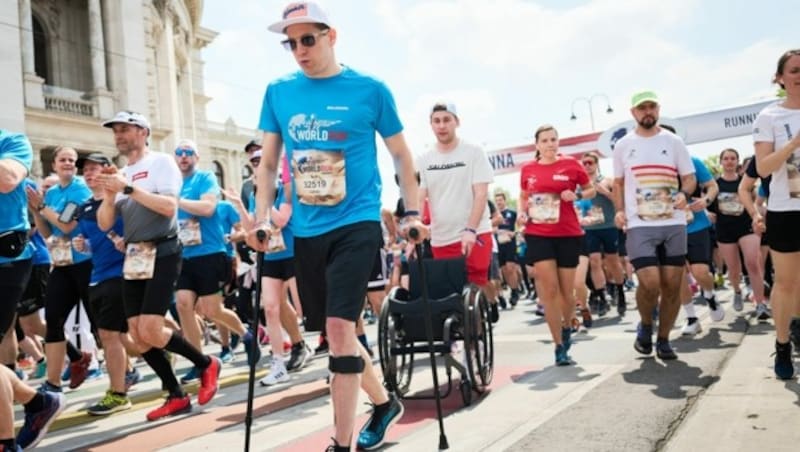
[1,0,255,191]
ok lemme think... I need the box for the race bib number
[585,206,606,226]
[717,193,744,216]
[292,150,346,206]
[266,225,287,254]
[123,242,156,280]
[178,218,202,246]
[528,193,561,224]
[48,237,73,267]
[636,187,674,221]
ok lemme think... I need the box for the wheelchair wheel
[378,300,412,397]
[464,286,494,393]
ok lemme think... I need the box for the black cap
[244,140,261,152]
[76,153,112,169]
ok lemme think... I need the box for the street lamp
[570,94,614,131]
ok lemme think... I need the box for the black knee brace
[328,355,365,374]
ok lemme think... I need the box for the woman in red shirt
[518,125,595,366]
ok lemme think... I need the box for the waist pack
[0,230,28,258]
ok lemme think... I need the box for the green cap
[631,90,659,108]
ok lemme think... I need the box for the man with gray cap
[248,3,426,451]
[172,138,259,384]
[612,91,696,361]
[97,111,221,421]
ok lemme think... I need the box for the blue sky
[201,0,795,206]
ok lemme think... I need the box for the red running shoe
[146,394,191,421]
[69,352,92,389]
[198,356,221,405]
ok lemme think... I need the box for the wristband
[36,204,45,212]
[402,210,419,218]
[463,227,477,234]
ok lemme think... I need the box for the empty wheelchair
[377,256,494,406]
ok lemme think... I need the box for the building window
[213,161,225,189]
[32,15,49,83]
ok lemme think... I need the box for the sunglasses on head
[582,160,596,165]
[281,30,329,51]
[175,148,196,157]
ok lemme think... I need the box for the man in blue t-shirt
[246,3,426,451]
[0,130,64,451]
[174,139,258,382]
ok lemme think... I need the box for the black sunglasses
[281,30,329,51]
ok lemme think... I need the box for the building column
[19,0,45,110]
[88,0,113,117]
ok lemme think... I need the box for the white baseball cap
[102,111,151,133]
[268,2,332,34]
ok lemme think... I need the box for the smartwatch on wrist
[123,185,134,195]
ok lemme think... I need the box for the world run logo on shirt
[288,114,344,143]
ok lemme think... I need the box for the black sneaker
[315,336,329,355]
[490,303,500,323]
[509,289,519,307]
[774,341,795,380]
[656,340,678,360]
[498,296,507,310]
[790,319,800,349]
[634,323,653,355]
[588,296,599,314]
[597,298,609,317]
[286,342,312,372]
[616,287,626,315]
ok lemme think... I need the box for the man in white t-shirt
[418,102,497,321]
[612,91,696,361]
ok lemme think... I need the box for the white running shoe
[706,296,725,322]
[259,360,290,386]
[682,319,702,336]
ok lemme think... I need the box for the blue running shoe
[656,340,678,360]
[60,366,70,382]
[219,347,234,364]
[38,381,62,393]
[16,391,65,449]
[561,327,572,353]
[124,367,142,391]
[242,330,262,368]
[555,344,572,366]
[634,323,653,355]
[774,341,795,380]
[357,393,404,450]
[180,367,199,384]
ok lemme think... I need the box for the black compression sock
[142,348,181,395]
[165,331,211,369]
[66,341,82,362]
[23,392,46,413]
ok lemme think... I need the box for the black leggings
[44,260,92,343]
[0,259,32,342]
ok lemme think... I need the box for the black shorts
[124,250,182,318]
[708,226,719,249]
[0,258,32,339]
[262,257,295,281]
[44,260,92,343]
[294,221,381,332]
[18,263,49,316]
[177,252,229,296]
[497,240,518,265]
[686,229,711,265]
[618,230,627,257]
[715,219,754,244]
[766,210,800,253]
[525,235,582,268]
[585,228,619,254]
[367,248,388,292]
[89,277,128,332]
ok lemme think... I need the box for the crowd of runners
[1,2,798,451]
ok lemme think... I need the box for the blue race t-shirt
[258,66,404,237]
[178,170,226,259]
[687,157,712,234]
[43,176,92,264]
[78,197,124,285]
[30,231,51,266]
[0,131,34,264]
[216,200,240,257]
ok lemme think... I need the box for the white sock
[683,303,697,318]
[702,289,714,299]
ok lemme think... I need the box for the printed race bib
[636,187,674,221]
[584,206,606,226]
[266,225,287,254]
[685,208,694,224]
[178,218,202,246]
[497,230,514,244]
[123,242,156,280]
[48,237,73,267]
[528,193,561,224]
[717,193,744,216]
[292,150,346,206]
[787,155,800,198]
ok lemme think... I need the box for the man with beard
[97,112,221,421]
[612,91,696,361]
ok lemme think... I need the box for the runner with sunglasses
[248,3,426,451]
[97,111,221,421]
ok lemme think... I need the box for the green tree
[703,154,721,178]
